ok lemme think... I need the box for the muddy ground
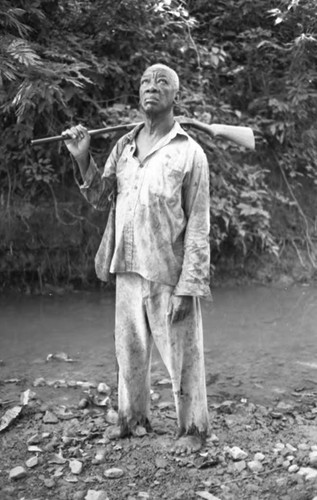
[1,364,317,500]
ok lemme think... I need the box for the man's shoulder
[177,128,207,161]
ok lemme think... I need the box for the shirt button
[139,163,144,168]
[134,186,137,190]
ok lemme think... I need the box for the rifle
[30,116,255,150]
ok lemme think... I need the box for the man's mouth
[144,96,159,103]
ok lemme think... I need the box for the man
[63,63,211,454]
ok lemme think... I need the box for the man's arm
[173,145,211,300]
[63,124,120,211]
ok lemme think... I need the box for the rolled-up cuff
[79,155,99,190]
[173,281,212,301]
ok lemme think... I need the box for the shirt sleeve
[77,138,126,211]
[173,145,212,300]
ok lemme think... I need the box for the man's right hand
[62,124,91,160]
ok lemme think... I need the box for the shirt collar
[126,119,189,144]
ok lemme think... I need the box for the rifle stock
[30,117,255,150]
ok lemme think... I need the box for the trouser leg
[145,283,210,438]
[115,273,153,434]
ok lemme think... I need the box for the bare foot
[170,435,203,455]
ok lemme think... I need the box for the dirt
[1,373,317,500]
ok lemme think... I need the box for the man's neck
[142,111,175,138]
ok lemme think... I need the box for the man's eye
[158,79,168,84]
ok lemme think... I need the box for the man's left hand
[167,295,192,323]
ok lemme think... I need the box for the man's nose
[145,80,158,92]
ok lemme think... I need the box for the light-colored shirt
[80,121,211,299]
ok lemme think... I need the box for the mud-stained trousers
[115,272,210,438]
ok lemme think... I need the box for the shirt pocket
[143,156,184,203]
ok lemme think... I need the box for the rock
[234,460,246,473]
[43,478,55,488]
[133,425,147,437]
[298,467,317,481]
[85,491,109,500]
[254,452,265,462]
[311,445,317,452]
[248,460,263,473]
[195,492,221,500]
[105,409,119,425]
[28,445,43,453]
[274,443,285,452]
[283,460,291,469]
[309,451,317,468]
[288,464,299,473]
[298,443,310,451]
[93,448,107,464]
[69,459,83,475]
[33,377,46,387]
[104,467,124,479]
[73,491,86,500]
[27,433,43,445]
[9,466,27,480]
[97,383,111,395]
[225,446,248,461]
[78,398,89,409]
[285,443,297,453]
[43,410,59,424]
[207,434,219,444]
[26,456,38,468]
[137,493,150,499]
[151,392,161,402]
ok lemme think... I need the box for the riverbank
[1,286,317,499]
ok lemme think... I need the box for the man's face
[139,67,179,116]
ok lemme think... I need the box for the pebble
[298,443,310,451]
[97,383,111,395]
[137,493,150,499]
[9,466,27,480]
[93,448,107,464]
[69,459,83,475]
[195,491,221,500]
[225,446,248,461]
[134,425,147,437]
[43,478,55,488]
[33,377,46,387]
[28,445,43,453]
[298,467,317,481]
[78,398,89,409]
[288,464,299,473]
[43,410,59,424]
[286,443,297,452]
[73,491,86,500]
[85,490,109,500]
[105,409,119,425]
[254,452,265,462]
[310,451,317,467]
[274,443,285,452]
[248,460,263,473]
[104,467,124,479]
[234,460,246,473]
[26,456,38,468]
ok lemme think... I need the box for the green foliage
[1,0,317,288]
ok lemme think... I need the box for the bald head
[141,64,180,91]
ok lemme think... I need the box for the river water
[1,284,317,405]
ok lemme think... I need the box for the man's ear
[173,90,181,105]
